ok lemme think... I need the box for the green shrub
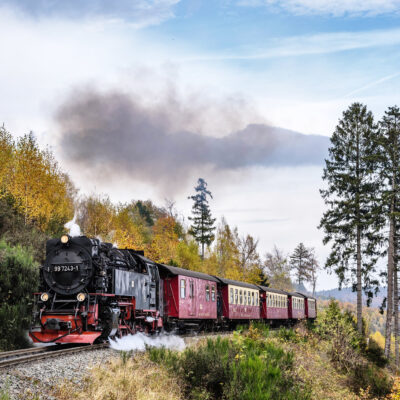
[0,240,38,350]
[314,300,392,397]
[276,327,298,342]
[351,363,392,397]
[149,331,311,400]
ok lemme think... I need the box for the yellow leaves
[387,377,400,400]
[0,130,74,231]
[113,208,146,250]
[78,194,115,239]
[147,217,179,264]
[370,331,385,349]
[175,241,202,272]
[0,127,13,192]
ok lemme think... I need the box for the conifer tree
[377,106,400,360]
[319,103,384,333]
[290,243,312,286]
[188,178,216,258]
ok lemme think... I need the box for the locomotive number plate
[53,265,80,272]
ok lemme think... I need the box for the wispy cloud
[344,72,400,98]
[238,0,400,17]
[182,27,400,61]
[0,0,180,27]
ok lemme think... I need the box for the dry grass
[53,353,183,400]
[276,335,360,400]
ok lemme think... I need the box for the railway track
[0,331,232,369]
[0,343,108,369]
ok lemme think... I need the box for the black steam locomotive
[30,235,162,344]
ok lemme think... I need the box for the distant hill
[315,287,386,309]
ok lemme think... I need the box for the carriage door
[189,280,196,316]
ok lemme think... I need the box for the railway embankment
[1,304,399,400]
[55,303,399,400]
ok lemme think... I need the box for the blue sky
[1,0,399,290]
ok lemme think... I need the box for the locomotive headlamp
[77,293,86,302]
[60,235,69,244]
[40,292,49,302]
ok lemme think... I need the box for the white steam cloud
[64,213,81,237]
[109,332,185,352]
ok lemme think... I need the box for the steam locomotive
[29,235,317,344]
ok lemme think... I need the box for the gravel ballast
[0,348,115,399]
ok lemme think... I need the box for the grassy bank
[50,301,400,400]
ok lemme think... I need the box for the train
[29,235,317,344]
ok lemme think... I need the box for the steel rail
[0,343,108,369]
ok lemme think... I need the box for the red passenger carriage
[258,286,289,322]
[289,292,306,320]
[305,295,317,319]
[216,278,260,323]
[158,264,218,331]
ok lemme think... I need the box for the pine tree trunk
[355,125,363,335]
[201,242,204,260]
[385,215,395,357]
[394,260,399,366]
[356,225,363,334]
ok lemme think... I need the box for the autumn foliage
[0,127,74,236]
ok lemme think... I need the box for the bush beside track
[49,301,400,400]
[0,241,38,351]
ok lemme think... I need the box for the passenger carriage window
[248,291,251,305]
[240,290,243,305]
[244,290,247,305]
[190,282,194,298]
[256,293,259,306]
[230,288,234,304]
[211,286,215,301]
[252,292,254,306]
[206,285,210,302]
[180,279,186,299]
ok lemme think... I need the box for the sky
[1,0,400,291]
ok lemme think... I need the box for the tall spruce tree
[188,178,216,259]
[290,243,312,286]
[377,106,400,360]
[319,103,383,333]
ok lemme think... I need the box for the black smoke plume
[56,88,329,192]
